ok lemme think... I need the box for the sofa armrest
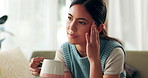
[30,51,56,61]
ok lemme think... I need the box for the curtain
[0,0,59,59]
[108,0,148,50]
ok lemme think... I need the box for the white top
[54,47,125,75]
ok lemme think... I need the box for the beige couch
[0,47,33,78]
[31,51,148,78]
[30,51,55,60]
[126,51,148,78]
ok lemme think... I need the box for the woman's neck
[76,43,87,57]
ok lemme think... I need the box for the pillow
[0,47,33,78]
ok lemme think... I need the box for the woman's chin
[68,39,78,44]
[68,39,85,45]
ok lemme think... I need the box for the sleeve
[54,48,70,72]
[104,47,125,75]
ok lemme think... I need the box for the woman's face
[66,4,94,45]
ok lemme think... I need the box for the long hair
[70,0,123,45]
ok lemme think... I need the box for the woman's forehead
[69,4,93,21]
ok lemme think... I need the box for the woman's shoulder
[101,38,123,46]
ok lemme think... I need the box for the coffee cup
[40,59,64,78]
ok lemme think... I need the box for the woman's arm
[89,48,124,78]
[85,23,123,78]
[85,23,103,78]
[88,47,123,78]
[64,72,73,78]
[89,58,103,78]
[89,58,120,78]
[64,65,120,78]
[103,75,120,78]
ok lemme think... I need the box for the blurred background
[0,0,148,60]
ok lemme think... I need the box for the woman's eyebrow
[68,13,89,22]
[78,18,89,22]
[68,13,73,17]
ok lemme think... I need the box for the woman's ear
[97,24,104,33]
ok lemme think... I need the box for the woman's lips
[68,34,77,39]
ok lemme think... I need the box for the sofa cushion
[126,51,148,78]
[0,47,32,78]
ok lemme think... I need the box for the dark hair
[70,0,106,25]
[70,0,123,45]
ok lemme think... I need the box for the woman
[29,0,126,78]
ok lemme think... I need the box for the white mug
[40,59,64,78]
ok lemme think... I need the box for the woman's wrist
[89,57,101,64]
[89,58,103,78]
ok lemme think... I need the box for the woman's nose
[69,21,77,31]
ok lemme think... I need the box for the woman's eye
[68,17,72,20]
[79,21,86,25]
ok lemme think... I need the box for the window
[0,0,59,59]
[108,0,148,51]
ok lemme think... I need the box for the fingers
[31,57,45,62]
[94,25,99,42]
[90,22,98,43]
[29,57,44,68]
[29,57,44,76]
[30,68,41,72]
[85,22,100,46]
[90,22,94,42]
[30,68,41,76]
[32,72,40,76]
[85,33,90,44]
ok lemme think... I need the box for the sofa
[0,47,32,78]
[126,51,148,78]
[30,50,148,78]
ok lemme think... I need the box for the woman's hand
[85,22,103,78]
[29,57,44,76]
[85,22,100,63]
